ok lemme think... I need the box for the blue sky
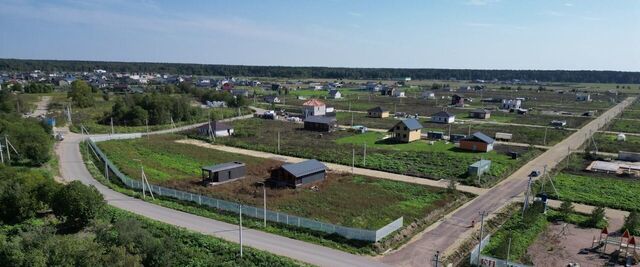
[1,0,639,71]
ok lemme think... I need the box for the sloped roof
[367,106,386,113]
[390,118,423,131]
[198,122,232,131]
[202,161,245,172]
[470,109,490,114]
[303,99,326,107]
[432,111,455,118]
[304,116,336,124]
[465,131,495,144]
[281,159,326,178]
[328,89,340,95]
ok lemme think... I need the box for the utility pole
[0,142,3,164]
[352,147,355,174]
[468,125,471,136]
[522,175,533,216]
[110,117,114,135]
[4,136,10,163]
[348,102,351,112]
[239,205,244,258]
[262,182,267,227]
[506,233,512,264]
[351,113,354,126]
[277,131,281,153]
[105,160,109,180]
[145,119,150,139]
[363,143,367,166]
[432,251,440,267]
[478,211,487,266]
[448,124,452,137]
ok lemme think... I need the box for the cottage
[421,91,436,99]
[365,82,382,92]
[495,132,513,141]
[197,122,234,137]
[303,116,337,132]
[392,90,406,98]
[201,162,246,184]
[270,159,327,188]
[451,94,464,106]
[469,109,491,119]
[576,93,591,102]
[367,107,390,118]
[459,132,495,152]
[388,118,423,143]
[468,160,491,177]
[263,95,281,104]
[431,111,456,124]
[501,99,522,110]
[302,99,326,117]
[328,89,342,99]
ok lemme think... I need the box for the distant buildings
[469,109,491,119]
[328,89,342,99]
[451,94,464,106]
[459,132,495,152]
[431,111,456,124]
[367,107,389,118]
[302,99,326,117]
[501,99,522,110]
[576,93,591,102]
[303,116,337,132]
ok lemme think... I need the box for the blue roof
[391,118,423,131]
[281,159,326,177]
[467,132,495,144]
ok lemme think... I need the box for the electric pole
[351,113,354,126]
[523,175,532,216]
[277,131,281,153]
[544,127,548,146]
[110,117,114,135]
[478,211,487,266]
[363,143,367,166]
[432,250,441,267]
[262,182,267,227]
[239,205,244,258]
[352,147,355,174]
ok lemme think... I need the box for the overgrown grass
[482,207,548,264]
[592,133,640,153]
[609,119,640,133]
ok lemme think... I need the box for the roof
[390,118,423,131]
[281,159,326,177]
[303,99,326,107]
[328,89,340,95]
[470,159,492,167]
[304,116,336,124]
[432,111,455,118]
[202,161,245,172]
[367,106,387,113]
[470,109,490,114]
[464,132,495,144]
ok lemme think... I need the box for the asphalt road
[55,129,387,267]
[380,96,637,266]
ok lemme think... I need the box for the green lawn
[98,134,460,229]
[542,172,640,211]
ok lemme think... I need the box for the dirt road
[380,96,636,266]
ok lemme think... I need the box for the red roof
[303,99,325,107]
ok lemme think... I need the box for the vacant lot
[592,133,640,153]
[214,119,539,187]
[98,135,460,229]
[609,118,640,133]
[422,121,572,146]
[485,111,592,128]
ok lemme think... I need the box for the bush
[68,80,94,108]
[0,166,59,224]
[559,200,574,220]
[623,211,640,236]
[50,181,105,228]
[585,206,606,228]
[0,113,53,165]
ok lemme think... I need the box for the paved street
[380,96,636,266]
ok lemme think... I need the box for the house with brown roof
[302,99,326,117]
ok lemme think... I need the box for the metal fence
[469,234,531,267]
[87,137,402,242]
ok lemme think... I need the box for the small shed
[495,132,513,141]
[551,120,567,127]
[271,159,327,188]
[303,116,337,132]
[450,134,467,142]
[197,122,234,137]
[617,133,626,141]
[468,160,491,177]
[469,109,491,119]
[431,111,456,124]
[459,132,495,152]
[427,131,445,140]
[367,107,390,118]
[201,162,246,184]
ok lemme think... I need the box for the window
[403,134,407,138]
[396,126,400,130]
[404,126,408,130]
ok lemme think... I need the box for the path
[380,96,636,266]
[25,95,51,118]
[175,139,487,195]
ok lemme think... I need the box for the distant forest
[1,58,640,84]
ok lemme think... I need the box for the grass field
[609,118,640,133]
[592,133,640,153]
[486,111,592,128]
[214,119,540,187]
[98,134,461,229]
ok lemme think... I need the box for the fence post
[216,199,219,209]
[199,195,201,205]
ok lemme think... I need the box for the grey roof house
[270,159,327,188]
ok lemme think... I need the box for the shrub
[51,181,105,228]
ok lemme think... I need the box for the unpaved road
[380,96,636,266]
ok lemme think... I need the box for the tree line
[101,93,199,126]
[2,58,640,83]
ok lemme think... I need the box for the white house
[302,99,326,117]
[421,91,436,99]
[501,99,522,110]
[328,89,342,99]
[576,93,591,101]
[431,111,456,124]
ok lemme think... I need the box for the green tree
[623,211,640,236]
[50,181,105,228]
[586,206,606,228]
[0,166,59,224]
[559,200,574,220]
[67,80,94,108]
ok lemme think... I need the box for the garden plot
[97,134,462,229]
[422,121,572,146]
[609,119,640,134]
[537,154,640,212]
[592,133,640,153]
[214,119,540,187]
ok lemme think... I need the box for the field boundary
[86,136,403,242]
